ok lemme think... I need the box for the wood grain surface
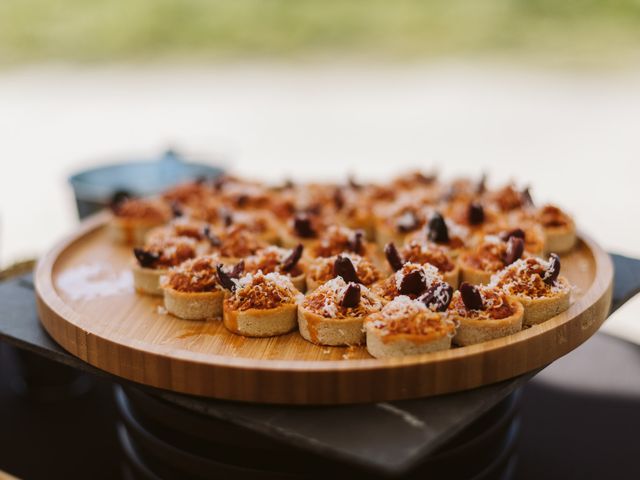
[35,212,613,404]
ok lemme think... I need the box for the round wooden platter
[35,212,613,405]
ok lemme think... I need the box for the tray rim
[35,211,613,403]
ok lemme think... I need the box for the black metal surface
[0,252,638,476]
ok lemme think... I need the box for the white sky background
[0,61,638,341]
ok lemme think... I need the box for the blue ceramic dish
[69,149,224,219]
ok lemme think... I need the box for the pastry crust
[108,217,161,246]
[366,326,452,358]
[224,303,297,337]
[511,282,571,326]
[164,288,225,320]
[459,259,493,286]
[452,299,524,346]
[544,223,577,254]
[298,306,365,346]
[132,265,166,296]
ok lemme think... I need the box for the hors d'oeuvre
[307,225,372,259]
[385,241,459,288]
[210,224,268,260]
[222,271,302,337]
[365,292,456,358]
[405,212,469,258]
[458,236,526,285]
[132,236,200,296]
[374,203,430,248]
[305,254,381,292]
[490,254,571,326]
[480,224,545,258]
[279,213,325,248]
[445,199,500,233]
[298,277,383,346]
[244,245,306,292]
[161,255,241,320]
[535,205,577,254]
[449,283,524,346]
[109,198,171,245]
[372,262,443,302]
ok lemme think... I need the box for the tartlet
[305,253,381,292]
[389,241,459,288]
[109,198,171,245]
[449,283,524,346]
[458,236,526,285]
[161,254,232,320]
[490,255,571,326]
[365,295,456,358]
[132,236,200,296]
[372,262,444,302]
[244,245,306,292]
[222,271,302,337]
[405,212,469,258]
[307,225,371,259]
[298,277,383,346]
[535,205,577,254]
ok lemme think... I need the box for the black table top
[1,253,639,476]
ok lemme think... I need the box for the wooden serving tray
[35,212,613,405]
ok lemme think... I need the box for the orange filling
[449,289,514,320]
[401,242,455,272]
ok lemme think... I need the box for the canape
[405,212,469,258]
[279,213,325,248]
[365,295,456,358]
[132,236,200,296]
[307,225,372,259]
[535,205,577,254]
[222,271,302,337]
[161,254,237,320]
[305,253,381,292]
[490,254,572,326]
[244,245,306,292]
[459,236,526,285]
[298,277,383,346]
[372,262,444,302]
[480,223,545,257]
[449,283,524,346]
[386,241,459,288]
[109,198,171,245]
[374,202,430,248]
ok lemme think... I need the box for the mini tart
[216,224,268,259]
[244,246,306,292]
[448,286,524,346]
[305,253,381,292]
[372,262,443,302]
[223,272,301,337]
[480,221,545,257]
[279,214,326,248]
[365,296,455,358]
[374,204,427,249]
[490,257,572,326]
[399,241,460,288]
[298,277,383,346]
[459,238,519,285]
[536,205,577,254]
[132,236,199,296]
[223,210,281,245]
[109,198,171,245]
[306,225,372,259]
[161,255,226,320]
[405,221,469,259]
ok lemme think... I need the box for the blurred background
[1,1,640,478]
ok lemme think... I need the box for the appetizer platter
[35,172,613,404]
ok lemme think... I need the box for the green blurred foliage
[1,0,640,63]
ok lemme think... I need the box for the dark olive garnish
[216,264,237,292]
[459,282,484,311]
[499,228,525,242]
[399,270,427,296]
[293,214,316,238]
[502,236,525,266]
[333,256,361,284]
[384,242,404,272]
[468,202,485,225]
[171,201,183,218]
[281,244,304,272]
[396,211,419,233]
[349,230,365,255]
[521,187,534,207]
[235,194,249,208]
[415,172,437,185]
[418,283,454,312]
[340,283,361,308]
[203,225,222,247]
[133,248,159,268]
[427,212,450,244]
[543,253,561,285]
[476,173,487,195]
[229,260,245,279]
